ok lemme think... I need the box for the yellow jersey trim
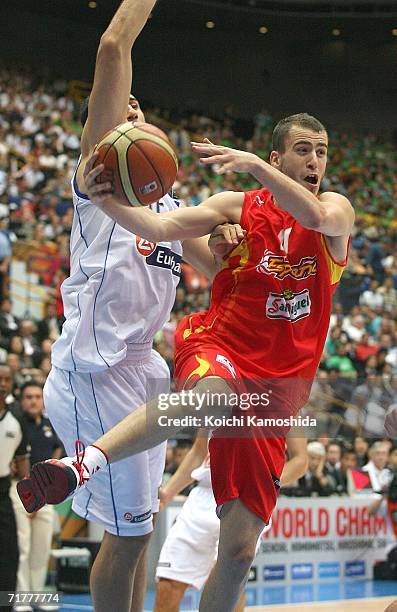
[320,234,348,285]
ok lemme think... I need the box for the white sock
[74,444,109,476]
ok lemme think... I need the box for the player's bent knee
[102,530,151,559]
[385,600,397,612]
[192,376,234,418]
[221,543,256,579]
[155,578,189,610]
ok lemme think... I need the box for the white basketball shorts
[156,486,272,590]
[156,486,219,590]
[44,348,169,537]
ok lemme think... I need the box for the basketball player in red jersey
[18,113,354,612]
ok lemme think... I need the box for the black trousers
[0,492,19,611]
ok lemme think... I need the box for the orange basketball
[93,121,178,206]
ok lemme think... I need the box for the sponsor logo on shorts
[291,563,313,580]
[266,289,311,322]
[216,354,237,378]
[257,250,317,281]
[263,565,286,581]
[318,562,340,578]
[248,566,257,582]
[345,561,365,577]
[123,509,152,523]
[157,562,171,568]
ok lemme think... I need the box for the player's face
[127,96,145,123]
[270,126,328,196]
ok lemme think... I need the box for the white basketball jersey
[51,171,182,373]
[191,453,212,488]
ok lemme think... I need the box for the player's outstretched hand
[191,138,259,175]
[83,152,115,207]
[208,223,246,259]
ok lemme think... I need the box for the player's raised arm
[192,140,354,237]
[80,0,157,158]
[83,154,244,241]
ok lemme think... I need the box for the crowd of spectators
[0,63,397,500]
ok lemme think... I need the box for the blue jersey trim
[68,372,80,440]
[89,374,119,536]
[92,222,116,368]
[84,492,92,520]
[73,171,89,200]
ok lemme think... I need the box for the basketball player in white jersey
[154,431,308,612]
[18,2,244,612]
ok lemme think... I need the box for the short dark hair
[272,112,327,153]
[80,93,137,127]
[20,381,43,398]
[80,96,90,127]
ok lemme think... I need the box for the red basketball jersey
[180,188,348,380]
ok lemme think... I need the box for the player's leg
[199,498,264,612]
[155,578,189,612]
[155,486,220,611]
[90,530,150,612]
[130,544,149,612]
[17,376,234,509]
[40,361,163,612]
[95,374,232,462]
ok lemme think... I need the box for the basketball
[93,121,178,206]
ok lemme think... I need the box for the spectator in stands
[332,446,357,495]
[359,279,384,309]
[363,441,393,492]
[36,301,62,343]
[354,436,369,468]
[365,227,386,284]
[18,319,40,357]
[8,335,34,370]
[0,298,19,341]
[296,442,335,497]
[378,275,397,313]
[326,343,357,378]
[10,382,62,611]
[324,441,342,481]
[0,215,12,302]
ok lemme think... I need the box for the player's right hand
[83,152,114,206]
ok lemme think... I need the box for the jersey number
[278,227,292,254]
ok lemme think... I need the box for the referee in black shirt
[0,365,30,609]
[10,381,63,605]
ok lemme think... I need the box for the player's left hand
[208,223,246,259]
[83,152,115,207]
[191,138,260,175]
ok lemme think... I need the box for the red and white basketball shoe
[17,441,92,513]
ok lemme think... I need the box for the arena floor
[60,580,397,610]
